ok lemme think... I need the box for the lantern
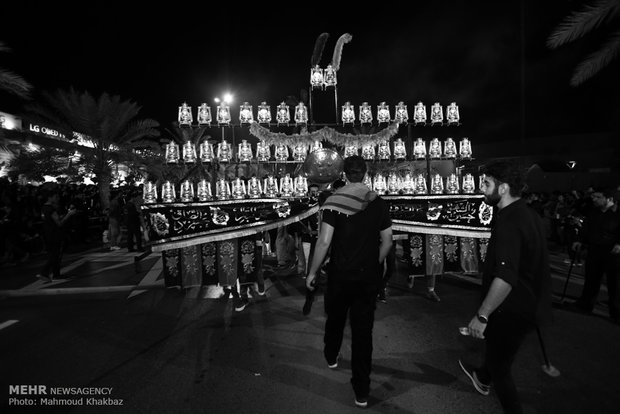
[393,138,407,160]
[217,140,231,162]
[199,141,214,162]
[162,181,176,202]
[429,138,442,159]
[413,102,427,124]
[264,175,279,197]
[178,102,192,126]
[257,102,272,124]
[462,173,475,194]
[180,180,195,202]
[238,139,253,162]
[377,102,391,123]
[414,174,428,194]
[431,174,444,194]
[460,137,472,158]
[413,138,427,159]
[359,102,373,124]
[341,101,355,124]
[310,65,324,89]
[294,102,308,125]
[430,102,443,125]
[231,177,246,199]
[143,181,158,204]
[280,173,295,197]
[444,137,457,158]
[197,179,212,201]
[182,141,196,163]
[378,140,391,160]
[324,64,337,87]
[247,176,263,198]
[276,102,290,125]
[216,103,231,125]
[215,179,231,200]
[197,103,211,125]
[239,102,254,124]
[446,173,459,194]
[165,141,180,163]
[394,101,408,124]
[446,102,460,125]
[256,141,271,162]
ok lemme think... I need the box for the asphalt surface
[1,241,619,414]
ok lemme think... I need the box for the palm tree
[0,41,32,148]
[25,88,160,209]
[547,0,620,86]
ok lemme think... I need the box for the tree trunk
[98,171,112,211]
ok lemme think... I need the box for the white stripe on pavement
[0,320,19,331]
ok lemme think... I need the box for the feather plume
[331,33,353,71]
[311,32,330,66]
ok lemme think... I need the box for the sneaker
[407,276,415,289]
[354,396,368,408]
[110,246,121,251]
[327,354,340,369]
[36,274,51,283]
[234,298,249,312]
[459,359,490,396]
[425,290,441,302]
[377,289,387,303]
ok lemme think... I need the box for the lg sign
[29,124,66,139]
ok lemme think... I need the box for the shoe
[459,359,490,396]
[36,274,51,283]
[425,291,441,302]
[234,298,249,312]
[354,396,368,408]
[255,283,266,296]
[110,246,121,251]
[327,354,340,369]
[377,289,387,303]
[407,276,414,289]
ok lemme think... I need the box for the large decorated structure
[141,32,493,290]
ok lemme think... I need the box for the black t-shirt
[482,198,552,325]
[322,197,392,282]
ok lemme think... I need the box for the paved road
[1,244,619,413]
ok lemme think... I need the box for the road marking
[0,320,18,331]
[128,257,163,299]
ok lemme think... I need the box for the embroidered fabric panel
[443,235,461,273]
[238,236,258,284]
[162,249,182,288]
[426,234,444,276]
[201,242,218,285]
[181,245,201,288]
[217,239,238,287]
[460,237,479,274]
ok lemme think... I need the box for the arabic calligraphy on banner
[385,194,493,237]
[142,198,319,248]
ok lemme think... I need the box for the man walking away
[306,155,393,408]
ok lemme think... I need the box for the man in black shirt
[571,187,620,323]
[306,156,393,408]
[458,160,552,414]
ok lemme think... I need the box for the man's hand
[467,316,487,339]
[306,272,316,291]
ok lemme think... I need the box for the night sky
[2,1,619,150]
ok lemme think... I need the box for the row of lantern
[177,101,459,126]
[142,174,310,203]
[364,172,480,195]
[165,137,473,164]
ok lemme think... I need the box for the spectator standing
[124,191,144,252]
[458,159,552,414]
[571,187,620,324]
[305,156,393,408]
[107,192,123,251]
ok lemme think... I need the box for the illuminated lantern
[363,173,372,189]
[257,102,271,124]
[294,175,308,197]
[373,173,387,194]
[362,144,375,160]
[275,143,289,162]
[178,102,192,126]
[215,179,231,200]
[413,138,427,159]
[341,101,355,124]
[280,173,295,197]
[446,173,459,194]
[264,175,279,197]
[165,141,180,163]
[180,180,195,202]
[444,137,457,158]
[401,172,415,195]
[413,102,427,124]
[462,173,475,194]
[387,172,400,194]
[247,176,262,198]
[231,177,246,199]
[311,140,323,152]
[216,103,231,125]
[323,64,337,87]
[217,140,231,162]
[430,102,443,125]
[199,141,214,162]
[394,101,408,124]
[446,102,460,125]
[377,102,391,123]
[344,144,358,158]
[162,181,176,202]
[460,137,472,158]
[393,138,406,160]
[197,103,212,125]
[256,141,271,161]
[429,138,442,159]
[431,174,444,194]
[143,181,158,204]
[294,102,308,125]
[197,179,212,201]
[310,65,324,90]
[293,142,308,162]
[378,140,391,160]
[479,174,486,194]
[238,139,253,162]
[414,174,428,194]
[276,102,290,125]
[359,102,373,124]
[239,102,254,124]
[182,141,197,163]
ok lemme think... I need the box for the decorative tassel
[331,33,353,71]
[311,32,330,66]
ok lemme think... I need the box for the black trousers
[579,246,619,319]
[126,219,142,250]
[42,237,64,279]
[324,279,379,399]
[477,311,533,414]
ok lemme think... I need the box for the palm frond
[570,30,620,86]
[311,32,330,66]
[331,33,353,71]
[0,68,32,98]
[547,0,620,48]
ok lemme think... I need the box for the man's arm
[305,222,334,290]
[378,227,393,263]
[467,277,512,338]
